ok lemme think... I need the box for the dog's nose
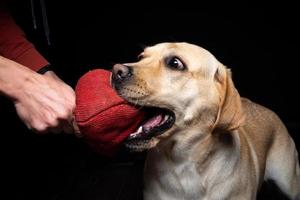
[112,64,133,83]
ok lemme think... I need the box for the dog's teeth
[137,126,143,133]
[162,115,169,123]
[129,126,143,138]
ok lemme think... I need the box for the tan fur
[115,42,300,200]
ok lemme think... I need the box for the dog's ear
[214,66,245,131]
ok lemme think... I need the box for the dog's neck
[156,127,240,173]
[145,128,241,199]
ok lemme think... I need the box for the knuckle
[58,110,70,120]
[32,122,48,133]
[57,107,73,120]
[47,118,60,128]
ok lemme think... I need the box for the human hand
[13,70,81,135]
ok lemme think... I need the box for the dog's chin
[124,107,176,152]
[124,137,158,152]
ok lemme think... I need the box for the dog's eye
[165,56,186,71]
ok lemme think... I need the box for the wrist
[7,70,37,102]
[37,64,52,74]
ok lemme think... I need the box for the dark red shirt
[0,6,48,71]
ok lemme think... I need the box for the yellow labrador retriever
[111,42,300,200]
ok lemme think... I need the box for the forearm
[0,55,36,99]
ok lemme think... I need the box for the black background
[1,0,299,199]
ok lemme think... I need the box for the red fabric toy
[75,69,145,155]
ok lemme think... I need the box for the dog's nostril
[113,64,132,82]
[116,70,123,79]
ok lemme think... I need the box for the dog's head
[112,42,244,151]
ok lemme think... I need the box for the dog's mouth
[125,107,175,151]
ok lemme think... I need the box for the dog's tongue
[142,114,163,133]
[127,114,167,139]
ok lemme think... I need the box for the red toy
[75,69,145,155]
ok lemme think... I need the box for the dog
[111,42,300,200]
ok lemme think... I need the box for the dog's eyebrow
[138,53,145,60]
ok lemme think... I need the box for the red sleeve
[0,6,48,71]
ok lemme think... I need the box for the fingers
[60,118,74,134]
[25,115,80,136]
[49,116,82,137]
[70,116,82,137]
[13,71,79,136]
